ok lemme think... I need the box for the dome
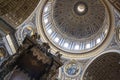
[37,0,112,59]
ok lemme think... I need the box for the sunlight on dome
[54,37,59,43]
[105,29,108,34]
[44,18,48,24]
[64,43,69,48]
[96,38,101,44]
[47,29,52,34]
[86,43,90,49]
[74,45,79,50]
[44,6,48,12]
[77,4,86,13]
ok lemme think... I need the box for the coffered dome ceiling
[37,0,113,59]
[53,0,105,39]
[82,52,120,80]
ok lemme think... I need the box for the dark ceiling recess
[83,53,120,80]
[0,0,40,28]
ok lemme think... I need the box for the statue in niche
[0,47,6,61]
